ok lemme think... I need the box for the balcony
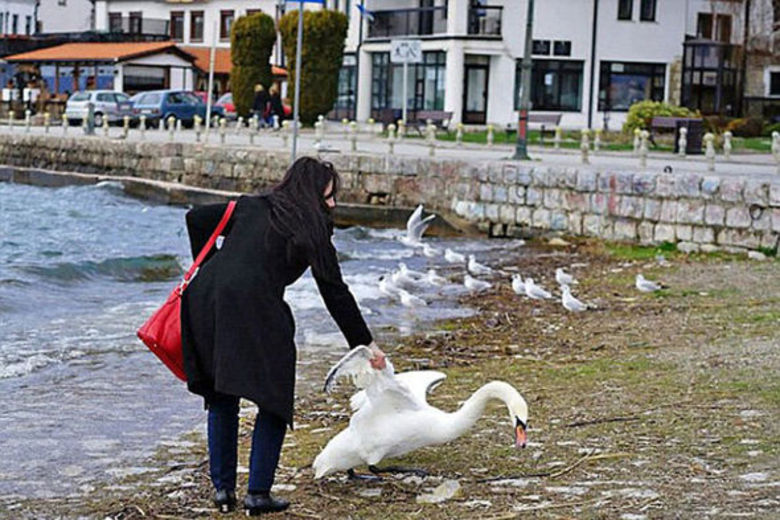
[108,16,170,39]
[367,6,447,39]
[468,5,502,37]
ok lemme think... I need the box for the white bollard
[281,120,290,147]
[349,121,357,152]
[272,114,280,130]
[487,124,495,147]
[368,117,376,136]
[677,126,687,158]
[7,110,14,131]
[249,115,257,145]
[44,112,50,133]
[219,117,227,144]
[168,116,176,141]
[639,130,650,168]
[426,119,436,157]
[553,126,562,150]
[62,115,68,135]
[102,115,109,137]
[194,115,202,142]
[580,128,591,165]
[122,115,130,139]
[593,128,602,152]
[342,118,349,139]
[455,122,464,147]
[158,118,164,131]
[387,123,396,154]
[723,130,732,161]
[24,110,31,133]
[314,116,324,148]
[176,119,182,133]
[704,132,716,171]
[633,128,641,155]
[236,116,244,136]
[770,131,780,174]
[139,115,147,140]
[82,114,88,133]
[397,119,405,140]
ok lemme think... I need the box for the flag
[356,4,375,22]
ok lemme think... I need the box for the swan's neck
[445,381,526,442]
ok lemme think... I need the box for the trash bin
[674,119,703,155]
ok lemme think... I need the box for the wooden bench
[413,110,453,135]
[649,116,703,151]
[505,113,563,143]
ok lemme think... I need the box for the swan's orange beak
[515,423,527,449]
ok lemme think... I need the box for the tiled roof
[182,46,287,77]
[5,41,184,62]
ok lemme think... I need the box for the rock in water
[416,479,461,504]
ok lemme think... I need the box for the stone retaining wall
[0,134,777,253]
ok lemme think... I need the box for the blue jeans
[207,392,287,493]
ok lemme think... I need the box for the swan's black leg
[368,465,428,477]
[347,468,383,481]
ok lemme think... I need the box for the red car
[215,93,236,120]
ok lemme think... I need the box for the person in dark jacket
[268,84,285,124]
[181,157,385,515]
[252,84,270,127]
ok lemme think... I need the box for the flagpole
[291,5,303,164]
[205,21,217,142]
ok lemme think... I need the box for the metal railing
[108,17,170,37]
[367,6,447,39]
[468,5,502,36]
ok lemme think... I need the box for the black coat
[180,196,372,426]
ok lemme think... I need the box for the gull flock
[379,204,666,313]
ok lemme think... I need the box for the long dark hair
[264,157,340,275]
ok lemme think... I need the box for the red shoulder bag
[137,201,236,381]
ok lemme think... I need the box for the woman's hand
[368,342,386,370]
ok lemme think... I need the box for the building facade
[38,0,95,33]
[0,0,38,36]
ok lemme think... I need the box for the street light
[513,0,534,161]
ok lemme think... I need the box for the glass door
[463,63,488,124]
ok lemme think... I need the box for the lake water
[0,181,523,502]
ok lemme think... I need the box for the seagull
[524,278,553,300]
[392,262,425,288]
[555,268,577,286]
[422,243,441,258]
[425,269,447,286]
[468,255,493,276]
[313,346,529,479]
[464,274,492,292]
[398,288,427,307]
[635,274,664,292]
[561,285,588,312]
[511,274,525,296]
[400,204,436,247]
[444,248,466,264]
[378,275,400,299]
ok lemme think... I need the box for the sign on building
[390,39,423,64]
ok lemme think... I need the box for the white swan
[555,268,577,286]
[511,274,525,296]
[400,204,436,247]
[313,347,528,479]
[467,255,493,276]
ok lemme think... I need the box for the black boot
[214,489,237,513]
[244,491,290,515]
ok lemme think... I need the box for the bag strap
[183,200,237,284]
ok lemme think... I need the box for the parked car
[130,90,224,128]
[215,92,236,120]
[64,90,133,127]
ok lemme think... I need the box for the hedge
[279,9,348,125]
[230,12,276,118]
[623,100,698,133]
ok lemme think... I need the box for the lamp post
[513,0,534,161]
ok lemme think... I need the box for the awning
[4,41,195,64]
[181,46,287,77]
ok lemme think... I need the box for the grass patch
[604,241,677,260]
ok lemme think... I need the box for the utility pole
[513,0,534,161]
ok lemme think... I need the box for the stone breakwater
[0,133,777,253]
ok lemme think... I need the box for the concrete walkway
[1,123,777,180]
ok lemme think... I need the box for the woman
[181,157,385,515]
[268,84,285,123]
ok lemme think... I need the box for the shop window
[518,59,583,111]
[598,61,666,111]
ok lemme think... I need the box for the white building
[0,0,38,36]
[37,0,95,33]
[341,0,695,129]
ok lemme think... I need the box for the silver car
[65,90,133,127]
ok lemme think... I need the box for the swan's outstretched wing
[324,346,393,394]
[406,205,436,242]
[349,370,445,411]
[393,371,446,405]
